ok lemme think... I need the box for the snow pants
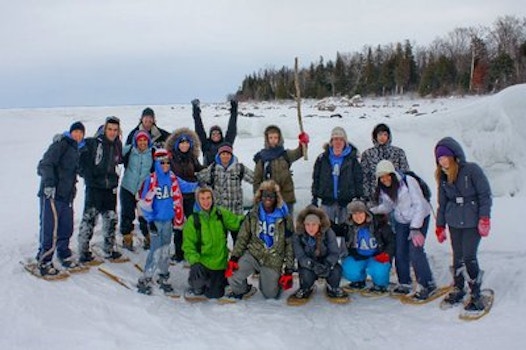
[173,193,195,261]
[342,256,391,287]
[188,264,226,298]
[449,227,481,289]
[228,252,281,299]
[37,197,74,263]
[144,220,172,278]
[298,264,343,290]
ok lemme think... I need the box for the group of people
[34,99,492,311]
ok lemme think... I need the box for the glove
[435,226,447,243]
[374,252,390,263]
[224,258,239,278]
[278,273,293,291]
[191,263,206,281]
[298,131,310,145]
[191,99,200,108]
[410,229,425,247]
[310,197,318,207]
[230,98,238,110]
[43,187,56,199]
[149,221,158,233]
[478,217,490,237]
[313,262,331,278]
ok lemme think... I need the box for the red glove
[478,217,491,237]
[224,259,239,278]
[435,226,447,244]
[298,132,309,145]
[278,273,293,290]
[374,252,390,263]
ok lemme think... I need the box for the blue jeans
[342,256,391,287]
[394,216,434,288]
[144,220,172,278]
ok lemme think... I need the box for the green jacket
[182,206,244,270]
[231,207,295,273]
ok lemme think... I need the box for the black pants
[449,227,481,289]
[298,264,342,290]
[188,264,227,298]
[119,188,149,237]
[173,194,195,260]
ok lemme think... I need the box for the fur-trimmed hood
[165,127,201,159]
[254,179,285,207]
[296,206,331,233]
[263,125,284,149]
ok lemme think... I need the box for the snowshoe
[342,280,366,293]
[79,251,104,266]
[21,260,69,281]
[287,286,315,306]
[103,250,129,263]
[184,288,208,303]
[390,284,412,298]
[59,256,89,273]
[459,289,494,321]
[401,286,452,305]
[439,287,466,310]
[326,286,350,304]
[137,277,153,295]
[361,285,389,298]
[219,285,258,304]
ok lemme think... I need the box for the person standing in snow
[370,160,437,300]
[196,142,254,245]
[35,122,86,275]
[136,149,185,295]
[125,107,170,149]
[119,130,154,251]
[182,186,245,299]
[253,125,309,215]
[341,199,395,293]
[165,128,203,263]
[361,123,410,203]
[292,206,347,300]
[311,127,363,239]
[225,180,295,299]
[434,137,492,311]
[78,116,124,262]
[192,98,238,166]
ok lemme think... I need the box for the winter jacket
[193,102,238,166]
[79,133,122,190]
[293,206,340,268]
[312,143,364,206]
[253,126,303,204]
[231,181,295,273]
[125,124,170,149]
[196,155,254,214]
[371,171,431,229]
[37,132,82,203]
[345,210,395,260]
[165,128,204,182]
[435,137,492,229]
[120,140,153,194]
[361,138,410,201]
[183,205,244,270]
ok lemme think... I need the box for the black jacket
[37,134,82,203]
[125,124,170,149]
[345,214,395,260]
[79,135,122,190]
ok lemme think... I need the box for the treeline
[236,15,526,100]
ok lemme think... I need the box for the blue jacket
[121,142,153,194]
[140,161,178,222]
[435,137,492,229]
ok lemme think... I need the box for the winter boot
[368,284,388,293]
[465,275,484,311]
[391,284,412,296]
[326,285,348,299]
[38,261,60,276]
[347,280,366,290]
[59,256,81,269]
[122,234,134,252]
[156,272,173,293]
[79,251,95,263]
[137,277,153,295]
[293,286,314,299]
[105,250,123,260]
[413,283,437,300]
[142,233,150,250]
[443,287,466,305]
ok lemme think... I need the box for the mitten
[478,217,491,237]
[278,273,293,290]
[409,229,425,247]
[43,187,56,199]
[224,257,239,278]
[230,98,238,110]
[435,226,447,243]
[298,131,310,145]
[313,262,331,278]
[374,252,390,263]
[191,99,200,108]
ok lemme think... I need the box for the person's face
[379,174,392,187]
[141,116,154,130]
[376,131,389,145]
[198,191,213,211]
[159,159,171,173]
[331,137,346,154]
[211,130,222,142]
[136,137,149,151]
[105,123,119,141]
[70,130,84,143]
[351,211,367,225]
[178,140,190,153]
[219,151,232,166]
[261,190,277,212]
[267,132,280,148]
[438,156,451,170]
[305,222,320,236]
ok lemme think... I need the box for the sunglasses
[261,191,277,199]
[160,160,170,165]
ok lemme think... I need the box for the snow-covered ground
[1,86,525,349]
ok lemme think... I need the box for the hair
[434,156,459,184]
[375,173,400,203]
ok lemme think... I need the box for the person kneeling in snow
[293,206,347,299]
[225,180,295,299]
[136,149,185,295]
[182,186,245,299]
[341,199,395,293]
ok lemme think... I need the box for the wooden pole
[294,57,308,160]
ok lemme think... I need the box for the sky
[1,0,525,108]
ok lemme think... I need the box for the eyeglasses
[160,161,170,165]
[261,191,277,199]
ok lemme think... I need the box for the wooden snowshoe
[459,289,494,321]
[400,286,451,305]
[21,261,69,281]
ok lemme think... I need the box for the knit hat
[435,145,455,160]
[330,127,348,143]
[304,214,321,225]
[375,159,396,178]
[69,121,85,134]
[209,125,223,137]
[217,142,233,155]
[347,199,368,215]
[141,107,155,119]
[135,130,149,142]
[154,148,170,161]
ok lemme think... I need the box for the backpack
[192,208,227,253]
[403,171,432,202]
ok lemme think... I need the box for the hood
[254,179,285,208]
[165,127,201,159]
[296,206,331,233]
[435,137,466,163]
[263,125,284,148]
